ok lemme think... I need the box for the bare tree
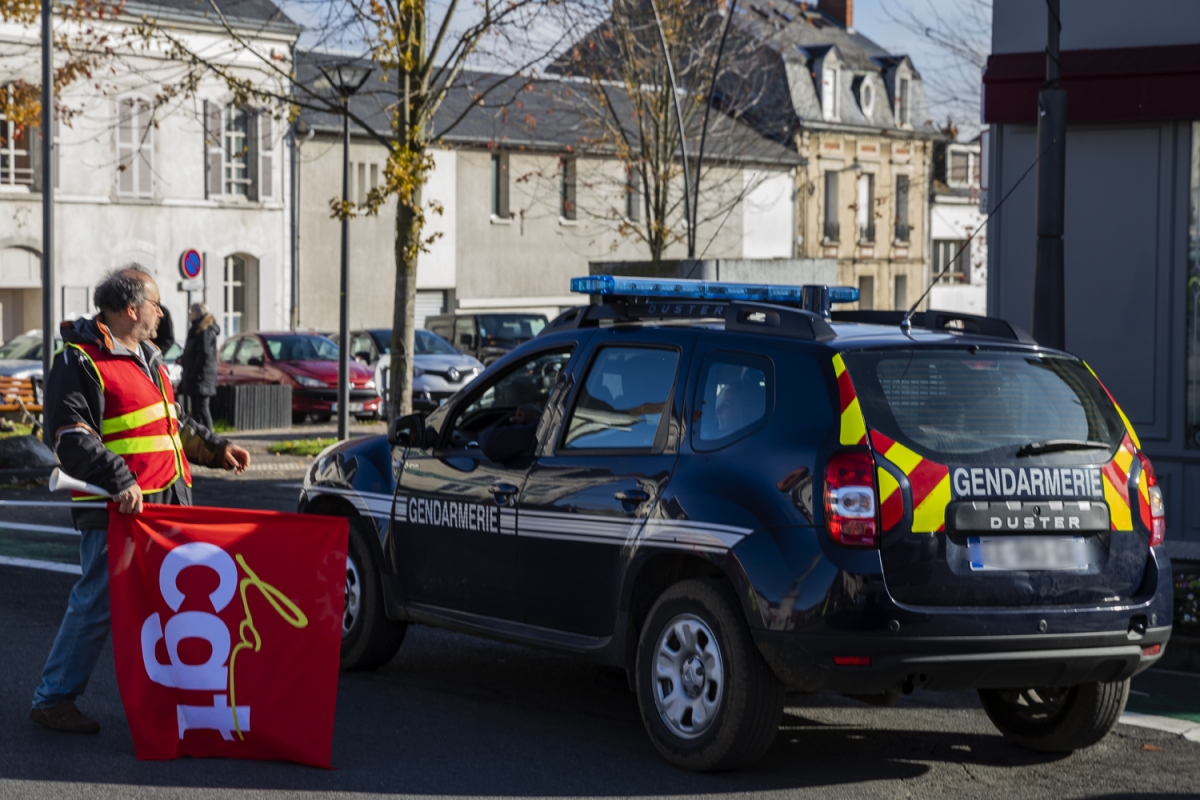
[549,0,781,265]
[884,0,991,138]
[136,0,575,417]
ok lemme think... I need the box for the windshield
[0,335,42,360]
[477,314,547,341]
[843,350,1127,463]
[368,329,460,356]
[262,335,339,362]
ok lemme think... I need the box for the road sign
[180,249,203,279]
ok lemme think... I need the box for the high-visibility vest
[68,342,192,500]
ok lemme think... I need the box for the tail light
[1137,452,1166,546]
[823,451,878,547]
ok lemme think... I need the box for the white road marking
[0,555,81,575]
[1120,712,1200,742]
[0,521,79,536]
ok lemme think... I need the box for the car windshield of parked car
[263,335,339,362]
[0,335,42,360]
[477,314,547,341]
[415,331,458,355]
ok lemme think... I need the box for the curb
[1120,711,1200,742]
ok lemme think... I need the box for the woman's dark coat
[180,314,220,396]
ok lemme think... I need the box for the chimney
[818,0,853,30]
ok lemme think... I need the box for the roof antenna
[900,142,1051,336]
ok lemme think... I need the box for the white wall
[417,148,456,290]
[741,169,794,259]
[992,0,1200,54]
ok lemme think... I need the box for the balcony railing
[894,222,911,243]
[823,221,840,242]
[859,222,876,243]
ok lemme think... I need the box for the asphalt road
[1,475,1198,799]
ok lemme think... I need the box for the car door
[516,329,695,636]
[233,335,268,384]
[391,342,578,621]
[217,337,242,384]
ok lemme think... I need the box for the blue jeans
[32,528,110,709]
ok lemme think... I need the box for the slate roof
[124,0,299,33]
[295,51,803,167]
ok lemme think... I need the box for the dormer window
[859,77,875,117]
[821,65,840,121]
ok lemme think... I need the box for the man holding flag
[30,266,251,734]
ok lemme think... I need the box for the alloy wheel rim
[653,613,724,739]
[1001,686,1070,724]
[343,556,362,636]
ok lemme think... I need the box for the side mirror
[459,333,474,348]
[388,413,426,448]
[247,357,264,367]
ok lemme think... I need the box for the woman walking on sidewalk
[180,303,219,430]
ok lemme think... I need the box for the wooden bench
[0,376,43,428]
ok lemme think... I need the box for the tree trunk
[389,169,422,420]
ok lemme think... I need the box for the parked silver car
[0,330,182,387]
[337,328,483,415]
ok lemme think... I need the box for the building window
[895,174,910,242]
[117,95,153,198]
[224,254,246,335]
[896,76,911,126]
[560,157,576,220]
[823,171,839,241]
[821,66,840,121]
[625,164,640,221]
[356,162,366,205]
[0,85,33,187]
[1186,121,1200,447]
[490,152,509,218]
[858,275,874,310]
[859,78,875,116]
[223,106,250,197]
[856,173,875,242]
[894,274,908,311]
[933,239,969,283]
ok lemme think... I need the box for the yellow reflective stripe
[1083,361,1141,450]
[101,402,177,436]
[877,467,900,504]
[1102,472,1133,531]
[66,343,104,392]
[832,353,847,378]
[881,441,923,475]
[105,434,183,456]
[840,398,867,446]
[912,473,951,534]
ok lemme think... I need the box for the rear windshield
[478,314,546,341]
[842,350,1126,463]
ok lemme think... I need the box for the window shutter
[118,98,135,195]
[205,100,223,198]
[895,174,909,225]
[498,152,509,217]
[258,111,273,199]
[561,157,576,220]
[245,110,260,201]
[136,100,153,197]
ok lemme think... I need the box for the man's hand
[115,484,144,515]
[224,444,251,474]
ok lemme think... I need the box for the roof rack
[829,310,1036,343]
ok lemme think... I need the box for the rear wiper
[1016,439,1111,457]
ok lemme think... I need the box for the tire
[315,413,332,423]
[635,579,784,771]
[340,517,407,670]
[978,679,1130,753]
[292,412,307,425]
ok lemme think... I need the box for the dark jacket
[180,314,220,396]
[152,305,175,353]
[47,315,231,530]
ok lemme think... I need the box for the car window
[415,330,459,355]
[162,342,183,362]
[0,335,42,360]
[445,348,572,449]
[350,333,375,359]
[369,329,391,354]
[219,338,239,363]
[262,335,338,362]
[563,346,680,450]
[235,336,265,365]
[477,314,547,341]
[454,318,474,349]
[694,352,773,449]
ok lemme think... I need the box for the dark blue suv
[299,277,1172,771]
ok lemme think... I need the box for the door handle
[490,483,519,500]
[615,489,650,503]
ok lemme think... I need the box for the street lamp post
[319,62,372,441]
[40,0,53,388]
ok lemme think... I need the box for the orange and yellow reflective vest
[67,342,191,500]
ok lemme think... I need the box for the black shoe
[30,701,100,734]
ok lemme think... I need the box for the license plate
[331,402,365,412]
[967,536,1091,571]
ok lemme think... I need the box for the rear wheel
[635,579,784,771]
[292,412,307,425]
[978,679,1130,752]
[340,517,406,670]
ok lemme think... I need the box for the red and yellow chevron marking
[832,353,867,446]
[1137,456,1154,532]
[1101,434,1136,532]
[1083,361,1142,451]
[869,430,951,533]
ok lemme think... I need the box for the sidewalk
[193,420,387,476]
[1122,667,1200,742]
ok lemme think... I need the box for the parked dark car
[217,332,379,423]
[299,277,1171,771]
[425,312,548,366]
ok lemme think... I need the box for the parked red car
[217,332,379,424]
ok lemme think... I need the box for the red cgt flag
[107,504,348,768]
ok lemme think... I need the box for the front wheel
[978,679,1130,752]
[340,517,406,670]
[635,579,784,771]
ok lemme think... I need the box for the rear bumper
[292,388,380,413]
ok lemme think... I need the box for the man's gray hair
[94,265,152,314]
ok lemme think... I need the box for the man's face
[131,280,163,343]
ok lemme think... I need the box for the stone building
[0,0,297,345]
[928,136,987,315]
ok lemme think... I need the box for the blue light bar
[570,275,859,313]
